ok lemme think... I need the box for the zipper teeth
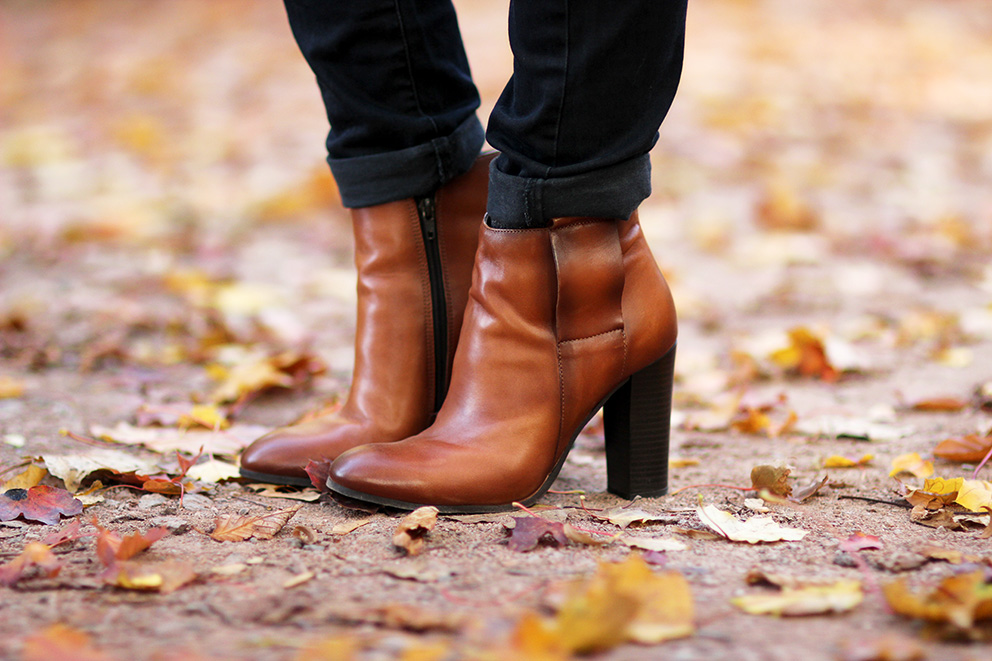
[418,196,447,413]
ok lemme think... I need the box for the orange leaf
[93,520,169,566]
[934,434,992,463]
[911,397,969,412]
[0,542,61,587]
[22,624,110,661]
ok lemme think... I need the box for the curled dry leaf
[246,483,322,502]
[93,522,170,566]
[0,485,83,525]
[303,459,332,493]
[750,465,792,497]
[293,525,318,545]
[393,506,439,556]
[593,508,675,529]
[331,517,373,536]
[697,505,808,543]
[732,580,863,616]
[562,523,612,546]
[791,475,829,502]
[0,541,61,587]
[210,504,303,542]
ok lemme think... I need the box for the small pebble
[138,494,168,510]
[146,515,191,535]
[181,493,213,511]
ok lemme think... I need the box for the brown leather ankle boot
[239,153,494,485]
[326,212,678,511]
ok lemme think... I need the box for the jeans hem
[329,115,486,208]
[486,153,652,227]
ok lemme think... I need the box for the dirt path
[2,1,992,659]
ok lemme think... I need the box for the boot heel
[603,344,676,499]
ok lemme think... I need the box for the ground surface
[2,0,992,659]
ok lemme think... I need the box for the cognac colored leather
[239,153,494,485]
[327,212,678,511]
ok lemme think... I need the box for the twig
[837,495,911,509]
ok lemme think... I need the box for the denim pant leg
[486,0,688,227]
[283,0,485,208]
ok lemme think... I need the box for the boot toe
[239,431,311,483]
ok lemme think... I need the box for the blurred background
[1,0,991,402]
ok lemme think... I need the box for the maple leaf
[732,580,863,616]
[210,504,303,541]
[0,542,61,587]
[507,516,569,552]
[934,433,992,463]
[750,465,792,497]
[0,485,83,525]
[769,327,839,382]
[696,505,808,543]
[94,523,170,566]
[22,624,110,661]
[393,506,439,556]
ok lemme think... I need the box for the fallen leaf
[841,532,883,552]
[954,479,992,513]
[91,422,265,456]
[246,483,322,502]
[671,527,722,541]
[733,580,863,616]
[745,569,842,589]
[621,536,688,552]
[94,524,170,565]
[184,459,241,484]
[0,375,25,399]
[910,505,963,531]
[0,485,83,525]
[0,542,61,587]
[696,505,808,543]
[750,465,792,497]
[507,516,568,553]
[43,449,156,492]
[207,350,326,404]
[791,475,829,502]
[889,453,934,479]
[562,524,613,546]
[210,504,303,541]
[41,519,88,548]
[823,454,874,468]
[593,508,674,529]
[884,571,992,632]
[304,459,332,492]
[669,457,700,468]
[331,517,373,535]
[769,327,839,382]
[393,506,439,556]
[934,433,992,463]
[283,570,315,589]
[103,559,197,593]
[911,397,969,412]
[292,525,318,545]
[1,464,47,491]
[743,498,770,513]
[22,624,110,661]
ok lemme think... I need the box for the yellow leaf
[954,479,992,513]
[179,404,229,430]
[0,375,25,399]
[922,476,964,495]
[1,464,47,492]
[732,580,863,616]
[822,454,873,468]
[888,452,934,479]
[750,465,792,496]
[884,571,992,631]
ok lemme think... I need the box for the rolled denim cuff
[486,153,652,228]
[328,115,486,208]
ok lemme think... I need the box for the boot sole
[326,344,676,514]
[239,468,314,488]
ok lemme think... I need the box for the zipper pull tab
[418,196,436,240]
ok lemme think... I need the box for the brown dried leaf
[750,465,792,497]
[910,505,963,531]
[210,504,303,541]
[304,459,331,492]
[393,506,438,556]
[103,559,197,593]
[562,523,612,546]
[791,475,829,502]
[911,397,970,412]
[246,483,322,502]
[593,507,674,529]
[0,485,83,525]
[94,522,170,566]
[331,517,373,536]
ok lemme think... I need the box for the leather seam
[558,327,624,345]
[409,201,435,396]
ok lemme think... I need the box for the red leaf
[0,485,83,525]
[507,516,568,553]
[41,519,89,548]
[304,459,331,492]
[840,531,882,553]
[92,520,169,566]
[934,434,992,463]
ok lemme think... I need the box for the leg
[283,0,486,206]
[328,0,687,510]
[486,0,688,227]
